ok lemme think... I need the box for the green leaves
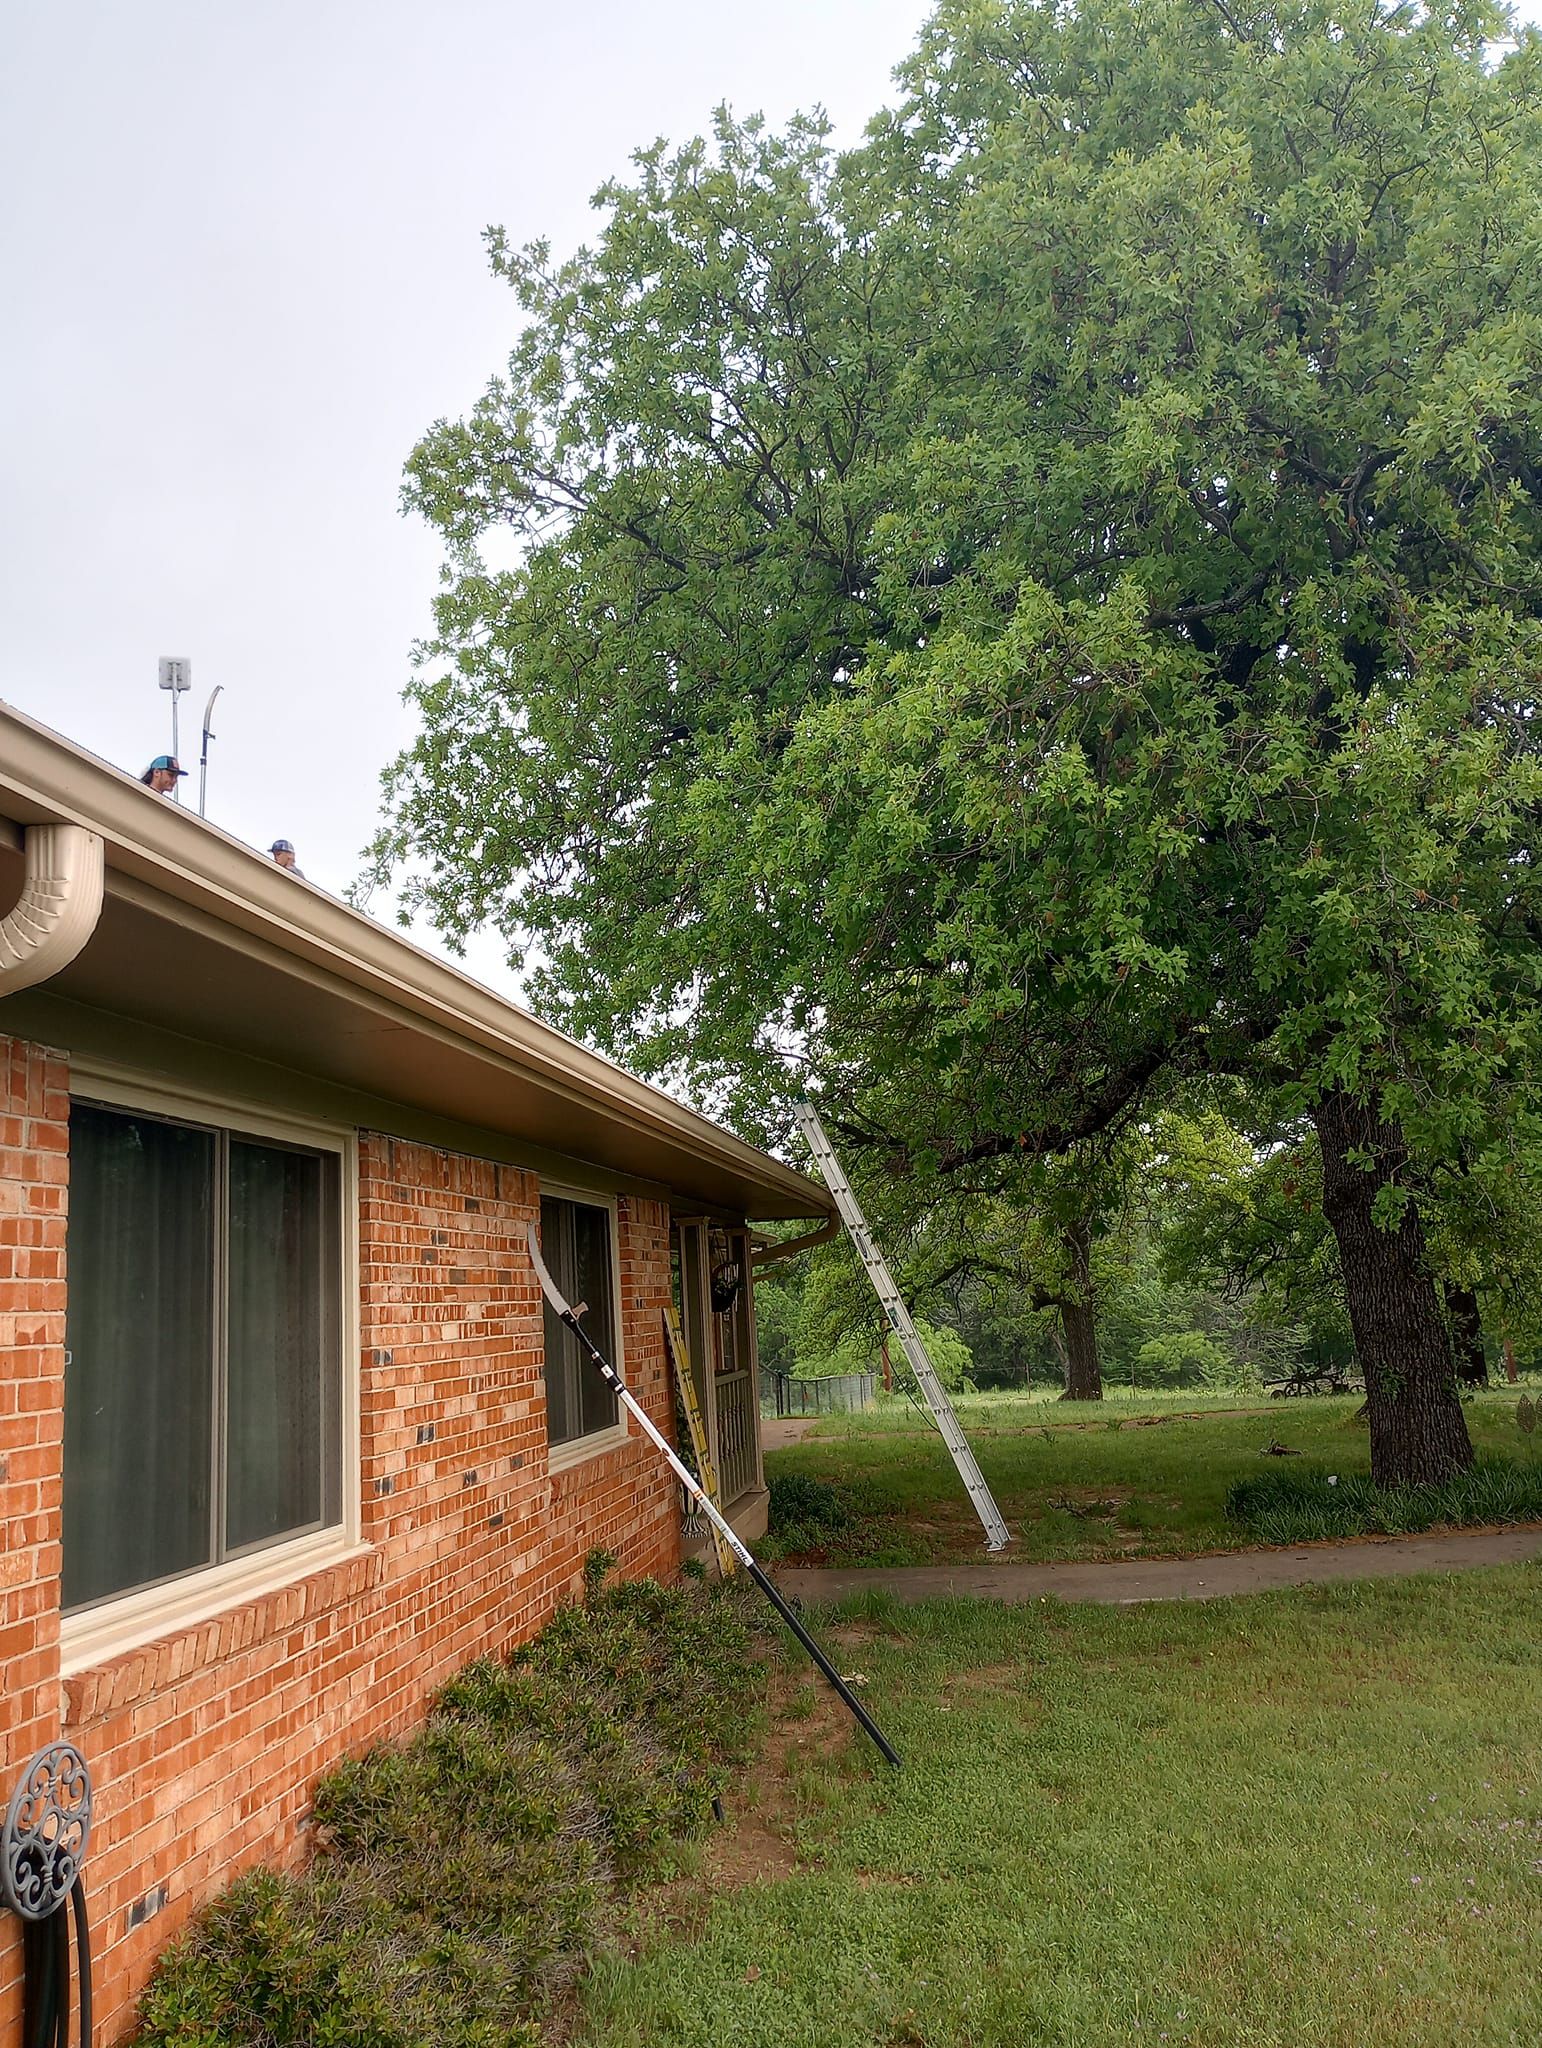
[373,0,1542,1216]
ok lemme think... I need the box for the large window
[539,1193,620,1450]
[62,1099,343,1613]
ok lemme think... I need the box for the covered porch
[672,1216,768,1547]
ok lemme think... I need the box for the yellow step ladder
[663,1304,737,1577]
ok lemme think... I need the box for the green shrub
[767,1470,855,1555]
[793,1317,973,1390]
[1137,1331,1228,1386]
[1227,1456,1542,1545]
[137,1563,768,2048]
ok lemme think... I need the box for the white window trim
[60,1533,372,1677]
[538,1180,630,1472]
[58,1062,363,1670]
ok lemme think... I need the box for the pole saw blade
[527,1224,572,1319]
[523,1222,900,1769]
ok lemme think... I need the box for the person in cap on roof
[269,838,305,877]
[140,755,185,794]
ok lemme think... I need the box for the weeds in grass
[762,1470,939,1567]
[579,1569,1542,2048]
[767,1392,1542,1567]
[767,1471,852,1539]
[1227,1457,1542,1543]
[136,1561,769,2048]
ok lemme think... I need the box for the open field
[759,1390,1542,1567]
[577,1568,1542,2048]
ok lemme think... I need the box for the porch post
[675,1219,722,1486]
[740,1227,766,1496]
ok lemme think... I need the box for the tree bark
[1446,1285,1489,1388]
[1312,1088,1474,1487]
[1058,1216,1102,1401]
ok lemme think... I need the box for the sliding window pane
[572,1201,619,1437]
[63,1105,217,1609]
[540,1197,576,1444]
[226,1139,338,1551]
[540,1196,618,1446]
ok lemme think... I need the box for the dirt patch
[635,1663,847,1950]
[1043,1486,1132,1515]
[825,1618,905,1648]
[996,1403,1283,1437]
[946,1658,1034,1695]
[703,1800,801,1889]
[762,1415,827,1450]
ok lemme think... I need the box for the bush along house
[0,702,831,2042]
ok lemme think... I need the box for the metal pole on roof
[197,687,222,818]
[157,658,192,803]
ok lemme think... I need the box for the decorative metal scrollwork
[2,1742,92,1922]
[708,1228,744,1314]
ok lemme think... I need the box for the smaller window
[539,1194,620,1448]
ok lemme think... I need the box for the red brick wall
[0,1038,69,2039]
[0,1053,684,2044]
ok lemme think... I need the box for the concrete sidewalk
[776,1524,1542,1607]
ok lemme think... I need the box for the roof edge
[0,701,830,1218]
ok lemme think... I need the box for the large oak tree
[373,1,1542,1485]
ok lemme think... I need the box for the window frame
[59,1066,362,1674]
[538,1181,629,1472]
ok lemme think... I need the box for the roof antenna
[197,686,222,819]
[157,658,192,801]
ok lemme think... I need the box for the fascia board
[0,703,831,1218]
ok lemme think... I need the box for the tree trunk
[1504,1339,1519,1385]
[1446,1285,1489,1387]
[1058,1216,1102,1401]
[1312,1089,1474,1488]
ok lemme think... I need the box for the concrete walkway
[760,1414,826,1450]
[776,1524,1542,1607]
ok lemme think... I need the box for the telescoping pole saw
[526,1223,900,1770]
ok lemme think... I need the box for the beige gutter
[0,823,105,996]
[0,701,829,1218]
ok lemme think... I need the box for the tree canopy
[372,1,1542,1482]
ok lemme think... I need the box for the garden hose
[3,1745,93,2048]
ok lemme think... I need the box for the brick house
[0,703,831,2042]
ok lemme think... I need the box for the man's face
[273,848,295,869]
[151,767,178,794]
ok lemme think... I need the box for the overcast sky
[0,0,933,993]
[4,2,1537,1002]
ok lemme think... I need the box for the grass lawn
[577,1568,1542,2047]
[759,1390,1542,1567]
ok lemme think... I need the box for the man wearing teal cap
[140,755,185,794]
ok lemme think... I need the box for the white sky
[0,0,933,993]
[3,1,1537,1001]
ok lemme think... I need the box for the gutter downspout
[750,1216,840,1266]
[0,824,106,998]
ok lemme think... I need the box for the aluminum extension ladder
[794,1102,1013,1552]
